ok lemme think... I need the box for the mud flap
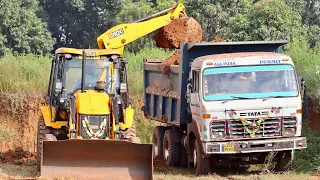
[41,139,153,180]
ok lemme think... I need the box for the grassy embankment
[0,43,319,173]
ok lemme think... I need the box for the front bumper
[205,137,307,154]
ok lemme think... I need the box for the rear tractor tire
[152,126,166,158]
[163,128,181,167]
[36,117,55,172]
[123,121,141,143]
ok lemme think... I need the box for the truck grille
[210,117,297,139]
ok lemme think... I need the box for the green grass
[0,124,15,140]
[294,126,320,172]
[0,53,51,94]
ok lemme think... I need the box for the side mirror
[55,82,62,93]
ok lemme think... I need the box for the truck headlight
[211,132,224,139]
[283,128,296,136]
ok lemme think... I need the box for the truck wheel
[152,126,166,158]
[193,138,210,176]
[275,150,294,172]
[180,135,188,167]
[36,117,52,172]
[163,129,181,166]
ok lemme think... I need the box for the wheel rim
[164,138,169,160]
[193,148,197,168]
[165,148,169,160]
[154,144,159,156]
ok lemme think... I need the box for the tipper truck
[143,41,307,175]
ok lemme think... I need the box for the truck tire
[163,129,181,166]
[180,135,188,167]
[152,126,166,158]
[275,150,293,172]
[193,138,210,176]
[36,117,52,172]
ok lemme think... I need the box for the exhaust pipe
[81,49,86,93]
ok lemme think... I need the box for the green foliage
[0,53,51,93]
[0,0,55,55]
[39,0,122,48]
[227,0,303,41]
[185,0,252,40]
[285,37,320,100]
[294,127,320,172]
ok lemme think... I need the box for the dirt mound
[162,50,180,76]
[0,147,35,165]
[154,17,202,49]
[0,93,43,153]
[153,155,168,171]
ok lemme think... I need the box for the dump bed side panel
[143,41,287,126]
[143,59,181,125]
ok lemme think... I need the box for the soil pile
[154,17,202,49]
[0,147,35,165]
[0,93,43,153]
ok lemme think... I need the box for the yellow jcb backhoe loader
[37,3,187,180]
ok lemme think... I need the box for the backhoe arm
[96,3,186,52]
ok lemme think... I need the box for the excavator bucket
[40,139,153,180]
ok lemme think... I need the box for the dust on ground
[1,162,319,180]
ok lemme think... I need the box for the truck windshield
[64,58,114,94]
[203,65,299,101]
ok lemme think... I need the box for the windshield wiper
[262,96,289,101]
[230,96,254,100]
[221,96,253,104]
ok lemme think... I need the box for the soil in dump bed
[153,17,202,49]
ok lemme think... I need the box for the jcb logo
[108,28,124,39]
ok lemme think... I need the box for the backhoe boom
[96,3,186,52]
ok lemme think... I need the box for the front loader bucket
[41,139,153,180]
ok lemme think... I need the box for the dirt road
[0,162,319,180]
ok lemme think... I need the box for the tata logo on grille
[240,111,268,116]
[108,28,124,39]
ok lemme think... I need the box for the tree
[184,0,252,41]
[0,0,55,55]
[39,0,122,49]
[227,0,303,41]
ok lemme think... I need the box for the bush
[285,38,320,100]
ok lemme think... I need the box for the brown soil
[0,147,35,165]
[153,155,168,171]
[162,50,180,76]
[0,93,43,153]
[308,98,320,131]
[154,17,202,49]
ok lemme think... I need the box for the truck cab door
[190,69,201,122]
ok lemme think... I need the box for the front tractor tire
[123,121,141,143]
[193,138,210,176]
[36,117,56,172]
